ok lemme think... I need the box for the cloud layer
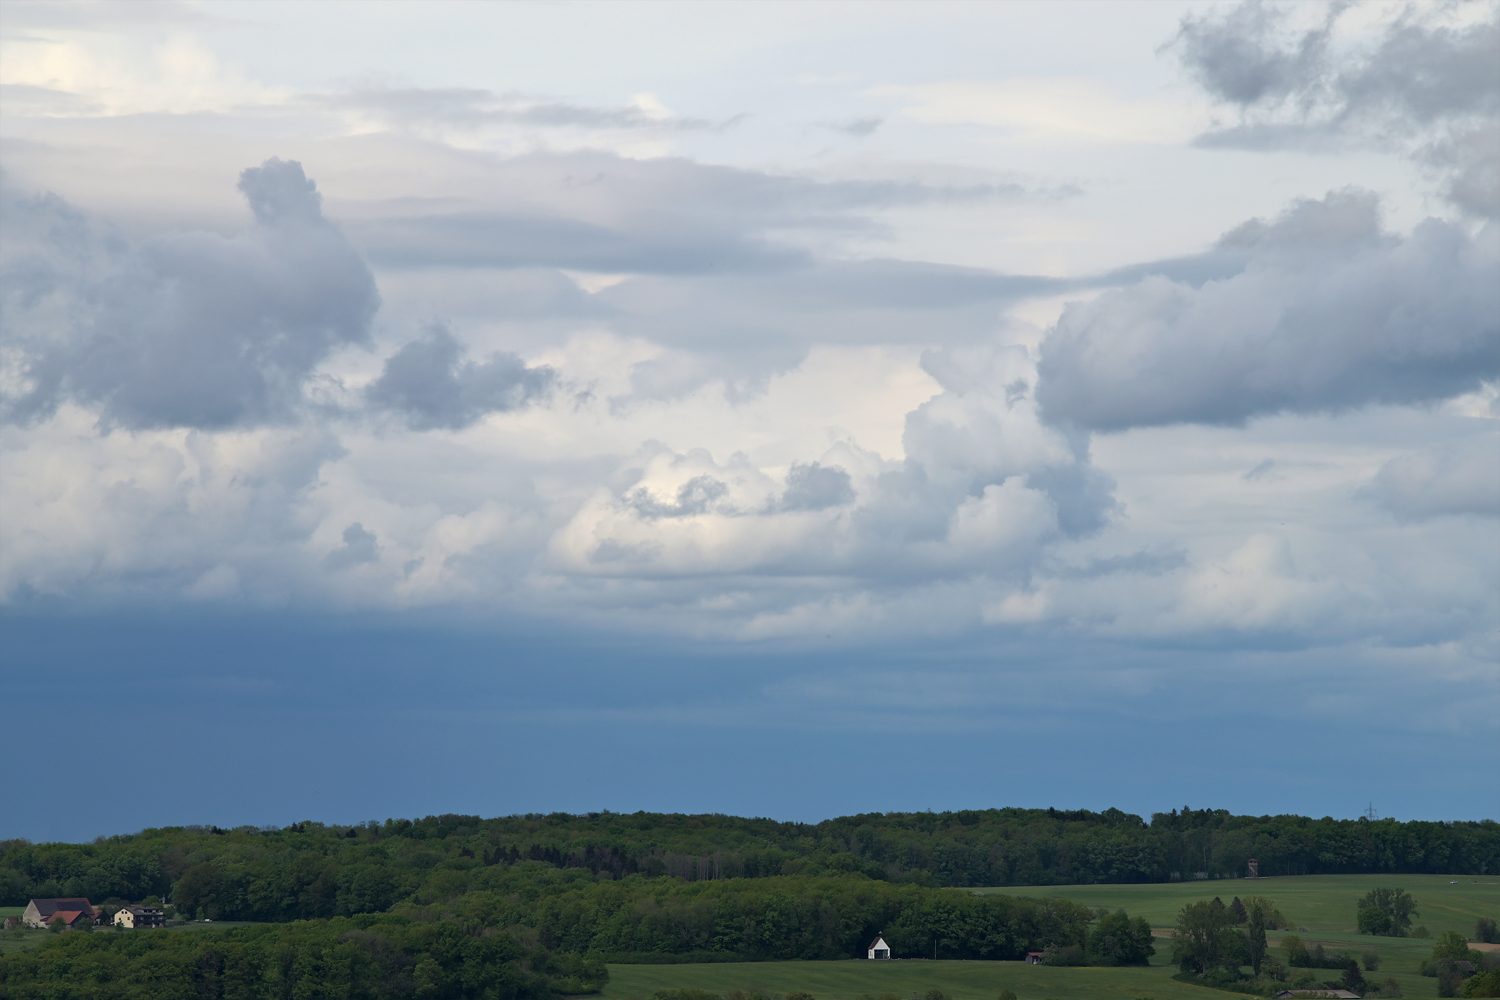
[1173,1,1500,216]
[1037,189,1499,429]
[3,159,378,429]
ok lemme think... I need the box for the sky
[1,0,1496,844]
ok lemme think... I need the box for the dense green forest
[3,808,1495,917]
[0,913,606,1000]
[3,807,1495,998]
[0,875,1097,997]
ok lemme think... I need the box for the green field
[603,876,1498,1000]
[5,877,1495,996]
[602,958,1217,1000]
[975,873,1499,940]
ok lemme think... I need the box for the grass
[601,958,1227,1000]
[604,876,1499,1000]
[4,877,1494,996]
[974,873,1500,940]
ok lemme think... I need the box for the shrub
[1360,906,1394,935]
[1040,943,1085,966]
[1364,950,1382,970]
[1461,969,1500,997]
[1478,918,1499,945]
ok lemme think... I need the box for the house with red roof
[21,898,98,930]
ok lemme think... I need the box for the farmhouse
[114,905,166,929]
[866,934,891,959]
[21,898,98,929]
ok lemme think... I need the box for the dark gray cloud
[778,462,855,511]
[324,522,379,570]
[1037,189,1500,430]
[1171,1,1500,215]
[2,159,379,429]
[365,325,555,430]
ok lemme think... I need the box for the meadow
[975,873,1500,939]
[602,956,1214,1000]
[5,876,1496,996]
[602,875,1499,1000]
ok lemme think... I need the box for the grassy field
[4,877,1494,996]
[602,958,1220,1000]
[975,873,1499,940]
[604,876,1497,1000]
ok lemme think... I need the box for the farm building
[114,905,166,929]
[866,934,891,959]
[22,898,98,929]
[1025,952,1044,964]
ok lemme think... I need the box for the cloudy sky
[2,0,1496,842]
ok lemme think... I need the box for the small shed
[867,934,891,960]
[1024,952,1044,964]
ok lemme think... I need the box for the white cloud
[0,3,1494,682]
[877,78,1200,144]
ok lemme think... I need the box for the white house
[867,933,891,959]
[114,905,166,929]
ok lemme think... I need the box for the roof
[49,909,93,926]
[121,905,163,915]
[29,899,95,918]
[867,934,888,949]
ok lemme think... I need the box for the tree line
[3,807,1495,911]
[1,875,1124,996]
[0,912,606,1000]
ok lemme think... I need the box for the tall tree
[1173,897,1238,976]
[1246,902,1267,975]
[1356,888,1418,937]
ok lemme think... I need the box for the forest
[3,807,1495,916]
[3,807,1496,998]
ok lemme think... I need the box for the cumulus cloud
[366,325,555,430]
[1171,1,1500,215]
[2,159,378,429]
[542,341,1107,601]
[1369,434,1500,522]
[778,462,855,512]
[1036,189,1500,430]
[324,522,379,570]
